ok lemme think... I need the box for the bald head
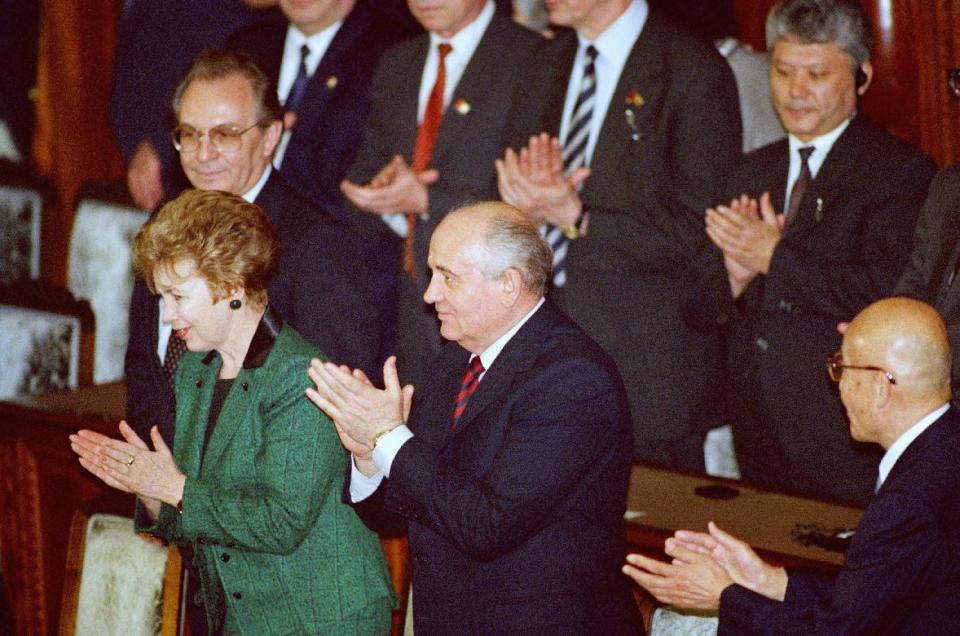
[840,298,951,448]
[845,298,951,401]
[441,201,552,297]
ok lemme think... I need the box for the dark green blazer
[139,317,393,634]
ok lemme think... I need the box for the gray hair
[766,0,873,67]
[172,49,283,123]
[476,212,552,297]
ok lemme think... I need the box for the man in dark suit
[625,297,960,635]
[894,165,960,392]
[340,0,542,387]
[685,0,937,502]
[497,0,742,470]
[226,0,413,214]
[110,0,270,211]
[307,201,642,634]
[125,49,379,446]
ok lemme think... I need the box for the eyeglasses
[825,351,896,384]
[171,121,264,153]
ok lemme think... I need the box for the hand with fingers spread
[69,420,186,518]
[673,521,788,602]
[305,355,414,467]
[622,540,734,610]
[706,191,782,274]
[496,133,589,227]
[340,154,439,216]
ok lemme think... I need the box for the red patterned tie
[404,42,453,279]
[451,355,484,430]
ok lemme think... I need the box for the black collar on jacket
[201,305,283,369]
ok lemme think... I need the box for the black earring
[229,299,242,310]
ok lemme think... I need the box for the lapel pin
[325,75,338,89]
[624,109,641,142]
[453,98,471,115]
[626,89,644,108]
[815,197,824,222]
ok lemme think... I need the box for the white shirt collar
[241,164,271,203]
[282,20,343,84]
[428,0,494,51]
[474,298,545,378]
[787,116,852,180]
[877,403,950,489]
[577,0,647,64]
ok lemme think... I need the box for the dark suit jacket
[895,165,960,389]
[504,12,742,466]
[354,301,642,634]
[227,1,404,215]
[718,408,960,635]
[124,172,379,442]
[686,115,937,502]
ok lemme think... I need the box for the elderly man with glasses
[626,297,960,635]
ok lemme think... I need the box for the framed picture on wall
[0,185,42,285]
[0,305,80,399]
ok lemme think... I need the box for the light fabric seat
[67,198,147,383]
[651,607,719,636]
[60,512,180,636]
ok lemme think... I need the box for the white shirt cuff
[381,213,408,237]
[372,425,414,477]
[349,456,385,502]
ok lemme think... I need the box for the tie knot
[585,45,598,62]
[438,43,453,59]
[798,146,814,163]
[467,355,484,378]
[300,44,311,61]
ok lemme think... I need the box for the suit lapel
[541,34,579,136]
[447,304,550,436]
[586,13,661,186]
[173,355,218,482]
[396,37,429,160]
[295,7,371,131]
[430,13,508,168]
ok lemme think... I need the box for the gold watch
[562,208,587,240]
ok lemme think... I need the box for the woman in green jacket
[70,189,393,635]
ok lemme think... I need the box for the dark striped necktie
[284,44,312,113]
[784,146,814,227]
[545,44,598,288]
[451,355,484,430]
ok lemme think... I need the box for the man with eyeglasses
[625,296,960,635]
[126,48,380,448]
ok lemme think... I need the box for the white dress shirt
[877,403,949,490]
[558,0,648,167]
[350,298,545,501]
[381,0,495,238]
[273,21,344,167]
[783,117,851,213]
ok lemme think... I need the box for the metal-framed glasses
[171,121,264,153]
[825,351,896,384]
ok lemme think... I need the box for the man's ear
[262,119,283,156]
[873,370,892,408]
[855,61,873,96]
[499,268,524,306]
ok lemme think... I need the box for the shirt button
[232,592,242,600]
[242,382,249,391]
[220,553,230,563]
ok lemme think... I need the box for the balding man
[625,297,960,634]
[307,202,642,633]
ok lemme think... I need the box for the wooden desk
[626,465,864,569]
[0,381,132,636]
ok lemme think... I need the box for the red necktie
[404,42,453,279]
[451,355,484,430]
[784,146,814,227]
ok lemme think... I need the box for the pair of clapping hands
[623,521,788,610]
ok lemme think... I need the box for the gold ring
[124,456,135,467]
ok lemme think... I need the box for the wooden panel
[32,0,125,283]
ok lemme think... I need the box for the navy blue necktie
[284,44,311,113]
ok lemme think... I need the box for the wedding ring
[124,456,135,467]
